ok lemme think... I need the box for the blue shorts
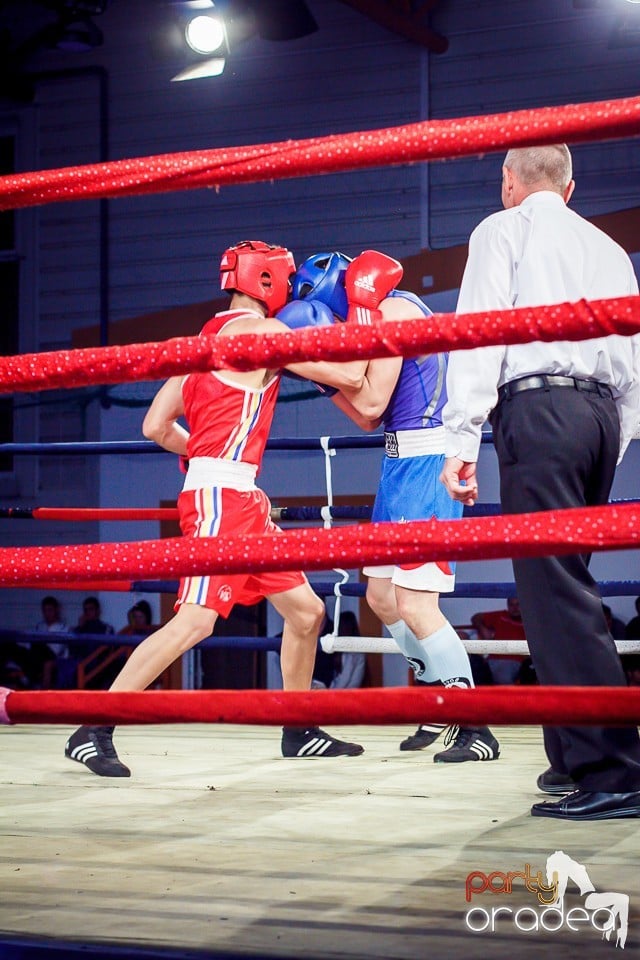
[364,454,463,592]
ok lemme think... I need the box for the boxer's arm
[335,295,420,418]
[142,377,189,455]
[338,355,402,420]
[331,390,383,432]
[259,315,368,391]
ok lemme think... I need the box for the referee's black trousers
[490,383,640,792]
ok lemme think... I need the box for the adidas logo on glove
[353,274,377,293]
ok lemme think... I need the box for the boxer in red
[65,240,366,776]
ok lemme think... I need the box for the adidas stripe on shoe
[281,726,364,758]
[65,725,131,777]
[433,726,499,763]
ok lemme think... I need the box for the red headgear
[219,240,296,314]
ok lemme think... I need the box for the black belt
[497,375,612,403]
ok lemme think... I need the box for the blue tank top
[383,289,448,432]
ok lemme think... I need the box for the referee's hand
[440,457,479,506]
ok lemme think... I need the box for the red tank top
[182,310,280,470]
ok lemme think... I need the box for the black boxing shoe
[65,725,131,777]
[531,790,640,821]
[536,767,576,795]
[281,726,364,757]
[433,725,499,763]
[399,723,449,751]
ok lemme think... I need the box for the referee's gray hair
[503,144,573,193]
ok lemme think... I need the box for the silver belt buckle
[384,431,399,458]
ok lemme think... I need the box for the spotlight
[184,14,226,54]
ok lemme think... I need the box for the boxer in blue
[290,250,500,763]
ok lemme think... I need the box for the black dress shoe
[531,790,640,821]
[536,767,576,795]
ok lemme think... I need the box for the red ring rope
[0,296,638,395]
[2,686,639,727]
[0,502,637,586]
[0,503,640,586]
[0,95,638,211]
[31,507,177,521]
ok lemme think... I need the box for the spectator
[73,596,115,638]
[35,595,70,686]
[118,601,156,637]
[70,595,115,675]
[35,595,68,640]
[2,595,62,689]
[625,597,640,640]
[471,594,527,684]
[603,603,626,641]
[2,600,57,688]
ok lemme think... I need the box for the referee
[441,144,640,821]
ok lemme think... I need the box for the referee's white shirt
[443,190,640,463]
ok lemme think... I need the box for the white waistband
[182,457,258,491]
[384,426,446,458]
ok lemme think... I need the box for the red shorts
[175,486,306,617]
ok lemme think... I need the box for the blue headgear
[292,252,352,321]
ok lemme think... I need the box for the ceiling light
[185,14,226,53]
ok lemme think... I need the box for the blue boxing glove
[276,299,335,330]
[277,299,338,396]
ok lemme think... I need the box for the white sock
[386,620,429,678]
[418,622,475,688]
[387,620,474,687]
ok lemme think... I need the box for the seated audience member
[471,594,527,684]
[35,595,70,687]
[70,596,117,688]
[73,596,115,638]
[625,597,640,640]
[9,596,64,689]
[118,601,156,636]
[603,603,626,641]
[35,595,68,639]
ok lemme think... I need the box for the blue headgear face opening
[292,252,352,321]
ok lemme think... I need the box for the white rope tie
[319,436,335,530]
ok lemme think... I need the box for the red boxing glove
[344,250,403,325]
